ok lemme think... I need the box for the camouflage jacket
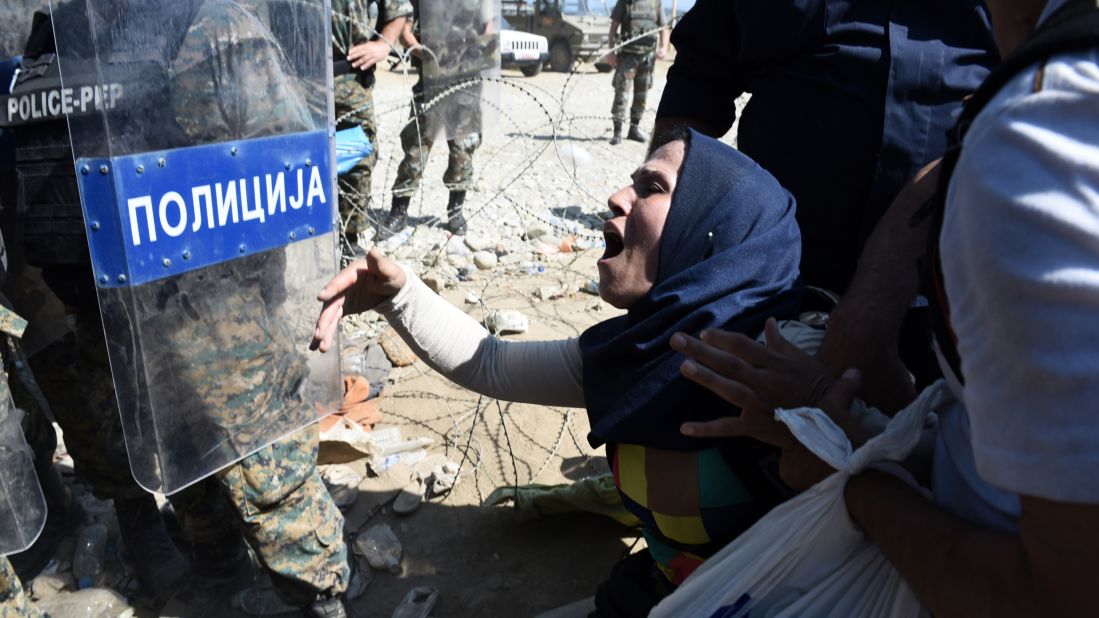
[331,0,413,58]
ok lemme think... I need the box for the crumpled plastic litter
[482,475,641,527]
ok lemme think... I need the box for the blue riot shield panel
[0,388,46,556]
[48,0,341,494]
[419,0,501,141]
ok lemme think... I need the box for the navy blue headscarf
[579,130,802,450]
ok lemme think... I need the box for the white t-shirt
[939,6,1099,504]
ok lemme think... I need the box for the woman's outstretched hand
[311,248,406,353]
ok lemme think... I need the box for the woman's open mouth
[601,224,624,261]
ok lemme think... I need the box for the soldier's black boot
[626,122,648,143]
[115,494,189,602]
[189,528,253,588]
[445,190,467,235]
[610,121,623,145]
[9,459,83,580]
[377,196,410,241]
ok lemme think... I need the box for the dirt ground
[27,56,747,617]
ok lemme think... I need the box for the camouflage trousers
[393,100,483,196]
[335,73,378,239]
[0,558,41,618]
[611,51,655,125]
[26,265,349,605]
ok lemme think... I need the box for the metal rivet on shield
[308,227,315,236]
[239,244,246,253]
[99,275,109,284]
[117,274,127,283]
[136,164,144,174]
[99,165,109,174]
[158,157,166,168]
[289,231,297,240]
[182,250,191,260]
[162,258,171,267]
[305,159,312,167]
[284,162,291,170]
[230,147,238,156]
[81,165,90,175]
[90,221,100,231]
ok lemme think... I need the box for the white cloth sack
[651,382,952,618]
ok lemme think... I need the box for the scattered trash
[37,587,133,618]
[581,280,600,295]
[73,524,108,589]
[378,227,414,251]
[519,261,546,276]
[484,310,529,336]
[355,524,403,574]
[392,586,439,618]
[321,465,363,511]
[464,292,481,305]
[392,475,426,516]
[429,461,461,495]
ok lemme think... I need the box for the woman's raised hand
[311,248,407,353]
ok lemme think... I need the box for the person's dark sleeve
[657,0,818,136]
[610,0,625,24]
[656,0,747,134]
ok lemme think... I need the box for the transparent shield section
[0,395,46,556]
[49,0,341,494]
[418,0,501,141]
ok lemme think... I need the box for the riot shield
[418,0,501,141]
[0,389,46,556]
[49,0,342,494]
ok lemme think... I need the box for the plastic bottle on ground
[354,524,402,574]
[72,523,108,589]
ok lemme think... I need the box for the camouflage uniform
[159,0,351,605]
[0,558,41,618]
[391,95,482,198]
[610,0,665,127]
[391,0,490,201]
[332,0,414,239]
[0,306,43,618]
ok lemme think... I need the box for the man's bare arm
[846,471,1098,617]
[816,160,941,412]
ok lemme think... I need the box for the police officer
[331,0,413,256]
[380,0,493,237]
[606,0,668,145]
[13,3,358,615]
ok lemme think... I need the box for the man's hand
[606,51,618,68]
[672,318,866,490]
[311,249,406,352]
[347,40,392,71]
[672,319,833,414]
[656,47,666,60]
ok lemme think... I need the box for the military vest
[4,9,194,266]
[621,0,660,56]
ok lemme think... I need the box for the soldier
[21,1,356,615]
[379,0,495,237]
[606,0,668,145]
[0,238,46,618]
[0,558,41,618]
[331,0,413,256]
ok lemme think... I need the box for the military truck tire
[549,40,573,72]
[521,62,544,77]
